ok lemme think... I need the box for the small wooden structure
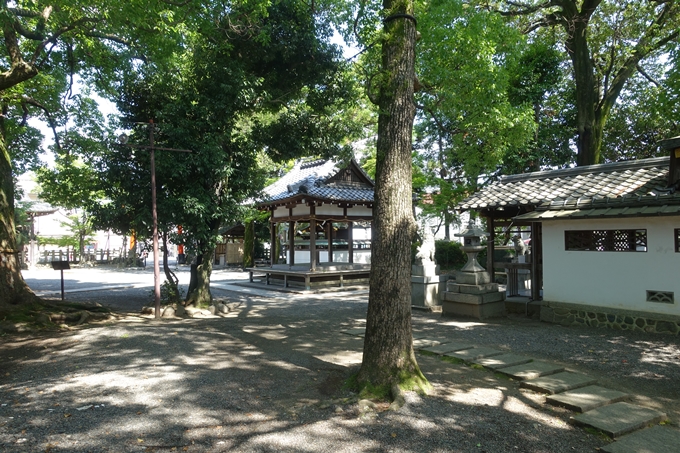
[215,224,245,265]
[249,158,374,290]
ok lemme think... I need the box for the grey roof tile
[459,157,680,214]
[260,159,374,205]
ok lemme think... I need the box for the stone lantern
[455,219,488,273]
[442,219,505,319]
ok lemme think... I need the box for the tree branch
[636,64,661,88]
[84,31,134,48]
[496,0,560,17]
[161,0,192,6]
[598,8,680,118]
[0,22,39,90]
[19,96,61,150]
[30,17,99,65]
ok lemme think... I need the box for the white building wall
[316,205,344,216]
[289,249,371,264]
[291,205,309,216]
[542,217,680,316]
[272,206,288,218]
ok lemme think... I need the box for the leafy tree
[36,95,107,261]
[485,0,680,165]
[412,0,537,235]
[38,213,95,261]
[660,42,680,124]
[601,73,678,162]
[505,39,573,173]
[416,0,535,183]
[0,0,192,305]
[94,0,360,307]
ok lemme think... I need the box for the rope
[383,13,417,27]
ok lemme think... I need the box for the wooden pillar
[348,221,354,264]
[310,218,317,271]
[270,221,277,266]
[486,216,495,282]
[326,221,333,263]
[531,222,542,301]
[288,221,295,268]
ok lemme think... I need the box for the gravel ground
[1,268,679,452]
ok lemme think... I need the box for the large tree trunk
[185,247,213,307]
[0,137,37,306]
[357,0,428,395]
[243,221,254,268]
[565,6,602,167]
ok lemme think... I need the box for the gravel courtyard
[1,268,679,452]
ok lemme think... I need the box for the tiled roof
[261,159,374,205]
[458,157,679,216]
[18,201,58,215]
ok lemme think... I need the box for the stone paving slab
[419,342,476,355]
[520,371,597,394]
[570,402,667,438]
[472,353,533,370]
[413,338,442,349]
[496,361,565,380]
[444,347,503,361]
[600,425,680,453]
[546,385,629,413]
[340,328,365,337]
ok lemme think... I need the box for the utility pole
[118,120,191,319]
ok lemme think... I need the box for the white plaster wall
[291,205,309,216]
[542,217,680,316]
[272,206,288,218]
[319,250,371,264]
[291,249,371,264]
[316,205,344,216]
[350,206,372,217]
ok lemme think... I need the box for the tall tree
[0,0,191,305]
[487,0,680,165]
[355,0,429,397]
[96,0,361,307]
[416,0,535,181]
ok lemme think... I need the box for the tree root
[389,384,406,411]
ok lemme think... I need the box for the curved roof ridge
[500,156,669,183]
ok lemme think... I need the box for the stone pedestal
[442,270,506,319]
[411,264,446,311]
[443,220,505,319]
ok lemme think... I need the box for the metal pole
[149,120,161,319]
[60,269,65,301]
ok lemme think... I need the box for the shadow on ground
[0,291,615,452]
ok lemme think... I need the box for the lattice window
[565,229,647,252]
[646,290,674,304]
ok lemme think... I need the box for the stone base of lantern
[441,271,506,319]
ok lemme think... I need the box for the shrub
[434,240,467,270]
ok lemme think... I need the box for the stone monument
[411,226,446,311]
[442,220,505,319]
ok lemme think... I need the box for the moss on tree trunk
[185,248,213,307]
[356,0,429,398]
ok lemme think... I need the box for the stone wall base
[540,302,680,335]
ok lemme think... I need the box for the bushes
[434,240,467,270]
